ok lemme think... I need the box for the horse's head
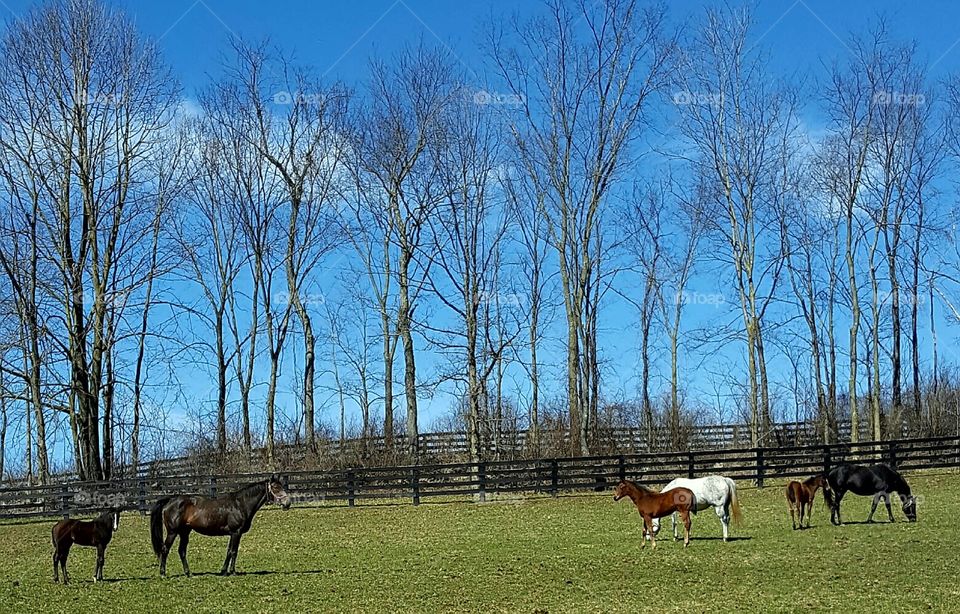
[902,494,917,522]
[613,481,627,502]
[268,475,292,510]
[112,508,121,531]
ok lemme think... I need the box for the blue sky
[6,0,960,467]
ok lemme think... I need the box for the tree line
[1,0,960,483]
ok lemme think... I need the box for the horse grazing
[785,474,829,530]
[825,463,916,525]
[51,509,121,584]
[650,476,742,542]
[613,480,696,548]
[150,475,291,576]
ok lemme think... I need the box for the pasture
[0,472,957,613]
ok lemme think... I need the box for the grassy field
[0,472,958,613]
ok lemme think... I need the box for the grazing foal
[52,509,121,583]
[785,475,829,530]
[613,480,696,548]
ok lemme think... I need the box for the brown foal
[785,474,829,530]
[613,480,695,548]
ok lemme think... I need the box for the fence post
[687,452,696,479]
[208,477,217,498]
[138,478,147,516]
[618,455,626,483]
[411,467,420,506]
[822,445,832,475]
[755,448,765,488]
[60,484,70,519]
[887,441,898,469]
[478,462,487,503]
[550,460,558,497]
[347,470,356,508]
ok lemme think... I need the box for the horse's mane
[622,479,657,494]
[233,478,269,499]
[879,466,911,495]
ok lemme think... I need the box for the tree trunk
[398,250,418,461]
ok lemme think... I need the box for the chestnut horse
[785,474,829,530]
[613,480,696,548]
[51,509,120,584]
[150,475,291,576]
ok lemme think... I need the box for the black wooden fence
[3,435,958,519]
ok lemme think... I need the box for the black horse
[824,463,917,525]
[52,508,120,583]
[150,475,291,576]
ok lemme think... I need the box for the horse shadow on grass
[686,536,752,542]
[180,569,330,578]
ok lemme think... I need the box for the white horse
[649,475,742,542]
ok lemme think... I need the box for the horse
[824,463,917,525]
[650,475,742,542]
[150,474,291,576]
[613,479,696,548]
[51,508,121,584]
[785,474,830,530]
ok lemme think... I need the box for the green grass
[0,472,958,612]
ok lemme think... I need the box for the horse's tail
[150,496,173,559]
[726,478,743,527]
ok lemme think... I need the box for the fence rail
[2,434,957,520]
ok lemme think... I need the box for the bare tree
[424,94,518,463]
[0,0,178,479]
[222,41,348,452]
[492,0,674,454]
[674,5,796,445]
[353,44,454,459]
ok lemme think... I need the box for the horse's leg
[160,531,177,577]
[60,542,71,585]
[672,512,679,541]
[229,534,242,575]
[644,517,656,549]
[221,533,239,575]
[178,530,191,577]
[94,544,105,582]
[832,491,845,525]
[883,493,895,522]
[52,541,59,584]
[681,510,691,547]
[717,505,729,541]
[867,493,882,523]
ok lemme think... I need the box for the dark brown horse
[613,480,696,548]
[51,509,120,583]
[150,475,291,576]
[785,474,830,530]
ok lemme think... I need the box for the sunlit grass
[0,471,956,612]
